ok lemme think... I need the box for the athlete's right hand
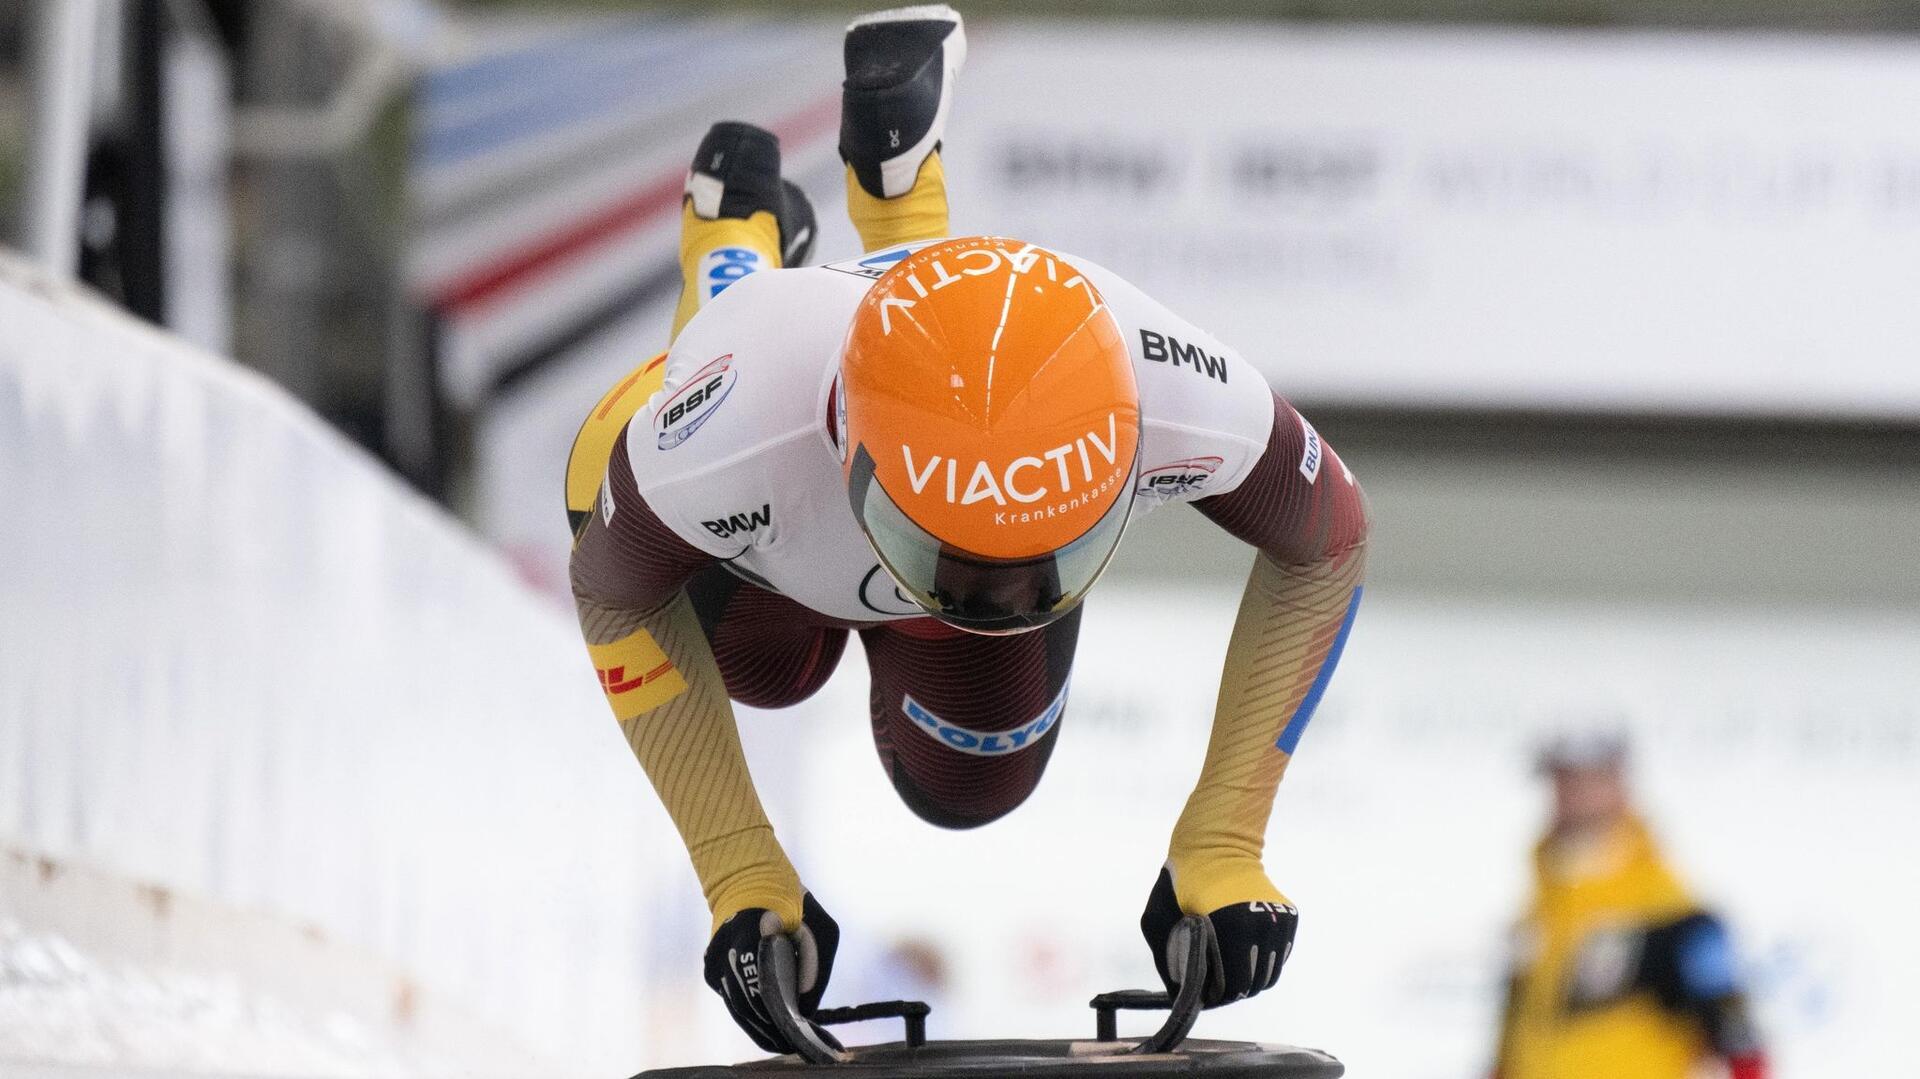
[702,892,841,1053]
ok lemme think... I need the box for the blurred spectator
[1492,730,1768,1079]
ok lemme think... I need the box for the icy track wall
[0,254,689,1072]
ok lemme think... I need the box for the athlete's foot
[684,121,817,267]
[840,5,967,200]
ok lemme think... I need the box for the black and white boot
[839,5,968,200]
[684,120,817,267]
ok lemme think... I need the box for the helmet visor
[849,445,1135,634]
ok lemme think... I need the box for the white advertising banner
[941,25,1920,418]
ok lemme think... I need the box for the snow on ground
[0,918,449,1078]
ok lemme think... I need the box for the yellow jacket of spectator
[1495,816,1759,1079]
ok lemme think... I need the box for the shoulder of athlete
[1063,252,1278,501]
[623,266,860,554]
[638,268,859,477]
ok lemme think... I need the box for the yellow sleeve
[1165,545,1367,914]
[595,142,943,930]
[575,586,804,934]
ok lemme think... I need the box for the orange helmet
[839,236,1140,634]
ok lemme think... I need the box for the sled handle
[815,1000,930,1049]
[1089,914,1212,1054]
[759,932,849,1065]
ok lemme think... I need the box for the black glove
[1140,866,1298,1008]
[703,892,840,1053]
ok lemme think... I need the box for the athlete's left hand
[1139,864,1298,1008]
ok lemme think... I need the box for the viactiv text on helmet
[840,236,1142,561]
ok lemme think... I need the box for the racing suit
[565,148,1369,958]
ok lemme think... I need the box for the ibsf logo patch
[1138,456,1224,500]
[697,247,763,304]
[655,355,736,450]
[902,683,1067,757]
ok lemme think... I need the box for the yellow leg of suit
[670,206,785,341]
[845,152,951,251]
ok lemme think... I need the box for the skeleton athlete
[564,6,1370,1052]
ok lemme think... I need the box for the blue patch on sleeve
[1678,918,1740,999]
[1276,585,1362,755]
